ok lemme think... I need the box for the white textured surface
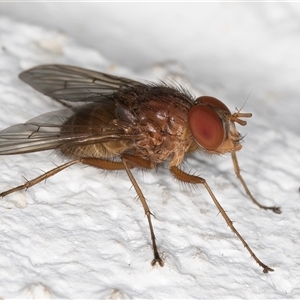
[0,3,300,299]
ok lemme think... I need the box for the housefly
[0,65,281,272]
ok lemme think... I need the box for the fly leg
[81,155,163,267]
[0,158,126,199]
[121,154,163,267]
[170,165,274,273]
[0,159,81,198]
[231,151,281,214]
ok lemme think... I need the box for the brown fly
[0,65,281,272]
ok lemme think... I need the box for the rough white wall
[0,3,300,299]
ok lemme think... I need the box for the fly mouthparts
[231,112,252,126]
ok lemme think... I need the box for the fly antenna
[235,89,252,113]
[232,90,253,126]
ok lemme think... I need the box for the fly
[0,65,281,272]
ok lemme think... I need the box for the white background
[0,3,300,299]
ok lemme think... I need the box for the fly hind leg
[0,159,81,198]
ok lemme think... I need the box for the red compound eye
[188,102,225,151]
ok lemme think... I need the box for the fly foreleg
[231,151,281,214]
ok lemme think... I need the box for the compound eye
[188,105,225,150]
[195,96,231,113]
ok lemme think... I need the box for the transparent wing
[0,107,141,155]
[19,64,147,105]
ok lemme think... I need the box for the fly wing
[1,66,146,155]
[0,107,142,155]
[19,64,147,106]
